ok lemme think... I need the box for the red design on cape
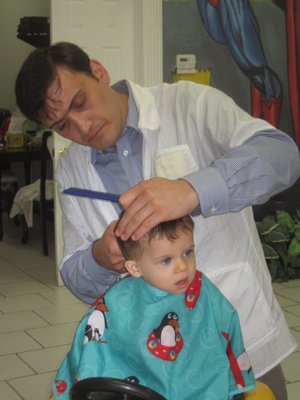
[55,380,67,394]
[208,0,220,7]
[147,329,183,361]
[184,270,202,309]
[222,331,246,388]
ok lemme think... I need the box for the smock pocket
[154,144,198,179]
[207,262,278,351]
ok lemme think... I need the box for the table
[0,146,50,185]
[0,146,51,240]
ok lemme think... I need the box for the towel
[9,179,54,227]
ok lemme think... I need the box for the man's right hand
[92,220,126,274]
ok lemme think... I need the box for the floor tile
[0,381,22,400]
[292,325,300,333]
[0,294,54,313]
[0,270,35,285]
[282,351,300,383]
[40,287,85,306]
[281,279,300,288]
[18,345,70,374]
[0,311,49,334]
[0,260,27,273]
[283,310,300,329]
[289,328,300,348]
[8,371,56,400]
[272,282,290,292]
[273,287,300,302]
[275,293,298,308]
[34,303,88,325]
[14,255,56,272]
[25,266,57,286]
[287,381,300,400]
[284,304,300,317]
[27,323,78,348]
[0,331,41,356]
[0,354,34,380]
[2,248,55,272]
[0,281,51,297]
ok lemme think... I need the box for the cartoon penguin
[154,312,179,346]
[84,297,108,343]
[147,311,183,361]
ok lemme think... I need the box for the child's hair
[116,215,194,261]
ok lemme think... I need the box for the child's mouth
[176,277,189,289]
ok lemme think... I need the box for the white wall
[0,0,50,113]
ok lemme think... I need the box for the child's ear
[124,260,142,278]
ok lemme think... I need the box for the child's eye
[184,248,193,257]
[161,257,171,265]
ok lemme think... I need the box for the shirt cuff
[84,245,119,284]
[184,166,229,217]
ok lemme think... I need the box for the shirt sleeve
[60,245,119,304]
[184,129,300,217]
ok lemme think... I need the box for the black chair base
[70,377,166,400]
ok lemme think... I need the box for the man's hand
[92,220,126,273]
[116,178,199,241]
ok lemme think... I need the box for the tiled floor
[0,213,299,400]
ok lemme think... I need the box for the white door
[50,0,163,284]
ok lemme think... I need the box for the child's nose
[176,259,188,272]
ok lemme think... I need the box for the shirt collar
[91,80,140,163]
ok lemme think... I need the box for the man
[16,42,299,399]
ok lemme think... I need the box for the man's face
[42,66,128,149]
[132,229,196,294]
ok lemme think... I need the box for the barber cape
[50,271,255,400]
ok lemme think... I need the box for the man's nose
[72,114,92,135]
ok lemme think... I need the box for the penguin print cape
[50,271,255,400]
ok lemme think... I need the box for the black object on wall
[17,17,50,48]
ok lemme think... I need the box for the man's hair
[117,215,194,261]
[15,42,93,123]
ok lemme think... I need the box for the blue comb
[63,187,120,203]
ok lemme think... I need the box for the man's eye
[75,99,85,109]
[58,122,66,132]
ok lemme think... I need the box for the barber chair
[70,377,166,400]
[69,377,275,400]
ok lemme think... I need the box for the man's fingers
[112,260,127,274]
[116,178,200,241]
[129,213,164,241]
[116,194,152,238]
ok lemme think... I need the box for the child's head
[116,215,196,294]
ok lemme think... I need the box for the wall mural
[195,0,299,146]
[196,0,282,128]
[280,0,299,147]
[164,0,299,147]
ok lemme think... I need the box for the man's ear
[90,59,110,85]
[124,260,142,278]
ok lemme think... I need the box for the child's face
[129,229,196,294]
